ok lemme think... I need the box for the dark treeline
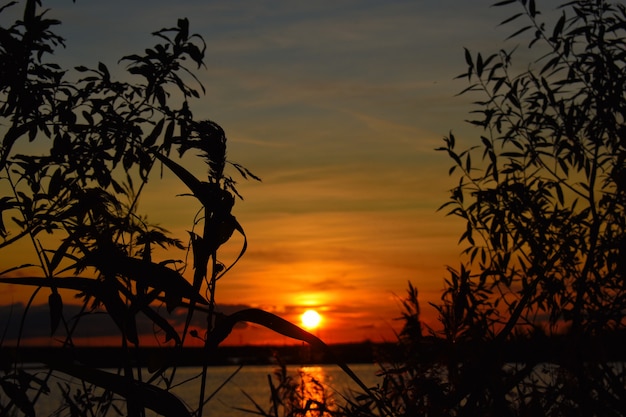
[4,331,626,369]
[1,342,383,368]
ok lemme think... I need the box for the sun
[301,309,322,330]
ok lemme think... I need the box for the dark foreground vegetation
[1,0,626,416]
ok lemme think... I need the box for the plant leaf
[84,249,208,306]
[48,292,63,335]
[153,151,207,204]
[207,308,373,396]
[0,381,35,417]
[47,362,191,417]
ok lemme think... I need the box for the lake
[30,363,381,417]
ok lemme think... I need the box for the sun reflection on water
[270,364,338,417]
[297,366,335,417]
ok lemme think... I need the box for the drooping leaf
[0,196,18,237]
[464,48,474,80]
[476,53,484,77]
[206,308,373,396]
[98,61,110,81]
[139,305,181,344]
[153,151,205,202]
[48,291,63,335]
[231,162,262,182]
[499,12,524,26]
[555,182,564,205]
[98,278,139,345]
[528,0,536,17]
[175,18,189,45]
[144,118,165,147]
[0,1,17,14]
[47,362,191,417]
[506,25,532,40]
[216,215,247,280]
[0,380,35,417]
[552,12,565,40]
[84,248,208,306]
[47,168,64,197]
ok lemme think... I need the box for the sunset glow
[0,0,524,347]
[301,310,322,330]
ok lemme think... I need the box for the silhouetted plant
[237,357,336,417]
[0,2,372,417]
[433,0,626,415]
[440,0,626,340]
[337,1,626,416]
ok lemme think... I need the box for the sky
[0,0,564,346]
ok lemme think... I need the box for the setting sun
[301,309,322,330]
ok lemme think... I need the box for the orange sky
[0,0,564,346]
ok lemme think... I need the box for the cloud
[0,301,265,345]
[0,303,120,342]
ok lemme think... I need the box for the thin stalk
[196,254,218,417]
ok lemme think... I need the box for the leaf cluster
[0,3,369,417]
[402,1,626,415]
[438,0,626,341]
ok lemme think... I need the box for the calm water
[30,363,381,417]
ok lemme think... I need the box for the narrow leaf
[207,308,374,397]
[144,118,165,147]
[476,53,484,77]
[153,152,204,202]
[506,25,533,40]
[48,237,74,274]
[99,279,139,345]
[555,183,564,205]
[528,0,536,17]
[0,381,35,417]
[499,12,524,26]
[47,362,191,417]
[216,216,248,280]
[139,305,181,344]
[464,47,473,68]
[98,62,110,80]
[84,249,208,305]
[48,292,63,335]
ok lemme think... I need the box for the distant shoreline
[0,341,386,368]
[4,332,626,369]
